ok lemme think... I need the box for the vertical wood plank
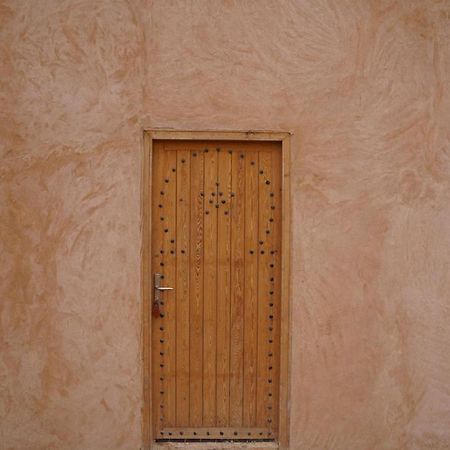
[256,150,273,428]
[203,147,218,425]
[161,147,177,427]
[270,146,282,436]
[216,148,232,426]
[151,142,165,437]
[175,149,190,426]
[229,149,245,426]
[243,150,259,426]
[189,146,204,426]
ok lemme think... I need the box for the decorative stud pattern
[153,144,280,441]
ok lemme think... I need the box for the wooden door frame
[141,130,292,450]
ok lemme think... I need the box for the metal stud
[165,179,169,183]
[266,180,271,185]
[160,191,165,195]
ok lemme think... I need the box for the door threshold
[152,441,278,450]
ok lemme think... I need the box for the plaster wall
[1,1,450,449]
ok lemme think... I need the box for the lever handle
[153,273,174,318]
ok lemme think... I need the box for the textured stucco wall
[1,1,450,449]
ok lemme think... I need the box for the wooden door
[151,140,282,441]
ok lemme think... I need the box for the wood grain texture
[189,147,204,428]
[203,146,218,426]
[175,149,190,426]
[216,148,232,427]
[151,141,282,440]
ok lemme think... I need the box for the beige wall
[1,1,450,449]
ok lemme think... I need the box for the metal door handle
[153,273,174,317]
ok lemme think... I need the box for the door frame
[141,130,292,450]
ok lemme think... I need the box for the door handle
[153,273,174,317]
